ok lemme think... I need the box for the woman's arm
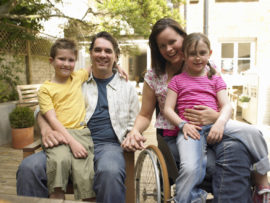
[207,89,232,144]
[121,82,155,151]
[164,89,201,140]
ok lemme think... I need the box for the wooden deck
[0,144,22,196]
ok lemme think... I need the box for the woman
[122,18,269,202]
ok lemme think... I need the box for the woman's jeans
[163,119,268,203]
[17,142,126,203]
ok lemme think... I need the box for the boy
[38,38,94,200]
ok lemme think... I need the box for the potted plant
[9,106,35,149]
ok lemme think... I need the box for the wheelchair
[134,132,213,203]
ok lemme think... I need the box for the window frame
[218,38,256,75]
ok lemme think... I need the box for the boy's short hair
[50,38,78,59]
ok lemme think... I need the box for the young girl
[164,32,270,203]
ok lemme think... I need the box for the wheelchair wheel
[135,145,170,203]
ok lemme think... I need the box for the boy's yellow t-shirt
[38,69,89,129]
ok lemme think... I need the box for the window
[220,41,255,75]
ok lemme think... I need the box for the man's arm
[121,83,146,151]
[37,112,68,148]
[43,110,88,158]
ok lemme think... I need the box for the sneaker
[252,185,270,203]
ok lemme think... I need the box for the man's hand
[42,129,68,148]
[121,129,146,152]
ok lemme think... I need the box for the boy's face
[50,49,76,80]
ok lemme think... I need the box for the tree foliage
[97,0,184,38]
[0,0,185,40]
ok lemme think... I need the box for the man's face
[90,38,116,77]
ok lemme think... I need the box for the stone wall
[0,102,16,145]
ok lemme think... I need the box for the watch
[178,121,187,132]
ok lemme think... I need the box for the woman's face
[156,27,184,65]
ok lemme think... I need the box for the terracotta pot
[11,126,34,149]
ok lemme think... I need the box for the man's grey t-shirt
[87,74,118,144]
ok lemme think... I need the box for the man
[17,31,139,203]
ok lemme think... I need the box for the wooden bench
[16,84,41,109]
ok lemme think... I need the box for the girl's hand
[182,123,201,140]
[116,64,129,81]
[69,139,88,158]
[207,122,224,144]
[183,105,219,126]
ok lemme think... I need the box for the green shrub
[9,106,35,128]
[239,96,251,103]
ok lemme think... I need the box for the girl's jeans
[174,125,211,203]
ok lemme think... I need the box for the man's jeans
[17,142,126,203]
[16,151,48,197]
[93,142,126,203]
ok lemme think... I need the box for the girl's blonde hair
[182,32,216,79]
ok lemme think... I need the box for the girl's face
[184,40,212,76]
[50,49,76,80]
[156,27,184,66]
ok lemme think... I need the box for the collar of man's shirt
[86,68,120,90]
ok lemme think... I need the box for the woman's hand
[121,129,146,152]
[116,64,129,81]
[183,105,219,126]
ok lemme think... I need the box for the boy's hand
[182,123,201,140]
[69,139,88,158]
[207,122,224,144]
